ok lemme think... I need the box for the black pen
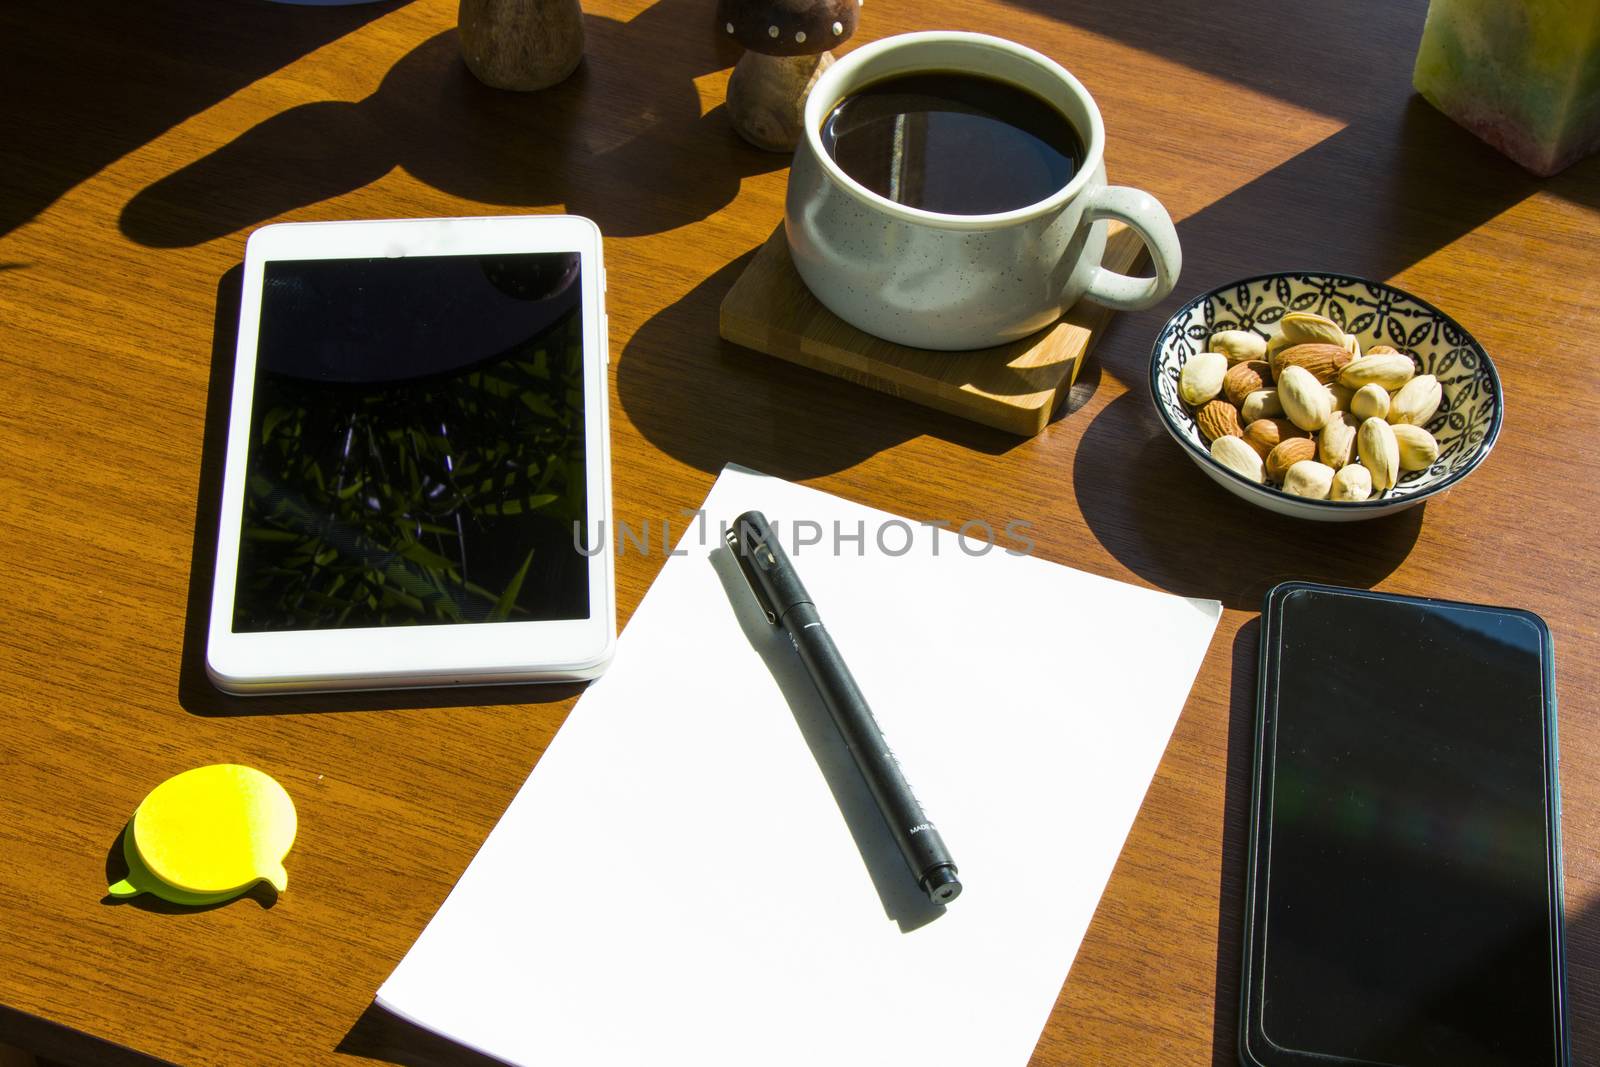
[726,510,961,905]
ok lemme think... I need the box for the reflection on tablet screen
[234,252,590,633]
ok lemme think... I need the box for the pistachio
[1242,417,1309,459]
[1211,434,1265,483]
[1283,460,1336,499]
[1224,360,1272,407]
[1278,365,1333,431]
[1388,374,1441,426]
[1339,353,1416,391]
[1272,342,1353,383]
[1279,311,1346,348]
[1318,410,1360,470]
[1265,437,1317,483]
[1392,423,1440,471]
[1368,344,1399,355]
[1241,388,1284,423]
[1209,329,1267,365]
[1326,382,1354,412]
[1195,399,1244,442]
[1179,351,1229,406]
[1331,463,1373,501]
[1342,333,1361,357]
[1350,383,1391,421]
[1358,417,1400,492]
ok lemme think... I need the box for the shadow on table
[337,1003,507,1067]
[614,253,1029,479]
[98,822,279,914]
[1028,0,1600,219]
[1566,879,1600,1062]
[120,0,771,247]
[0,0,411,239]
[1071,392,1423,610]
[1207,617,1600,1065]
[1208,616,1261,1064]
[176,266,587,717]
[1081,96,1574,399]
[0,1006,166,1067]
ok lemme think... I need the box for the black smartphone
[1240,582,1568,1067]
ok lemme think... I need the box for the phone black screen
[1248,586,1564,1066]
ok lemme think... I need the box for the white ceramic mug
[785,31,1182,351]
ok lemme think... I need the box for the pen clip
[725,525,779,625]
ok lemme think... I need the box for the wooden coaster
[718,223,1146,436]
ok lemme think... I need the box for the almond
[1195,399,1243,442]
[1272,342,1352,383]
[1278,365,1333,432]
[1265,437,1317,483]
[1340,353,1416,391]
[1179,351,1229,406]
[1211,434,1264,482]
[1223,360,1272,407]
[1242,417,1309,459]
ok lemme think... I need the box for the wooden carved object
[459,0,585,91]
[719,0,859,151]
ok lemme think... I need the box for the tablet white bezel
[207,216,614,693]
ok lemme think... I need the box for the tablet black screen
[233,252,591,632]
[1259,589,1560,1064]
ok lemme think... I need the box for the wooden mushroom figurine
[719,0,858,152]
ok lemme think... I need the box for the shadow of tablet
[707,545,947,934]
[337,1002,509,1067]
[177,266,589,717]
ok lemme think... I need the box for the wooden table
[3,0,1597,1063]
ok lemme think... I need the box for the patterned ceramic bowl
[1149,272,1502,521]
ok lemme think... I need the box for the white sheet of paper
[378,466,1221,1065]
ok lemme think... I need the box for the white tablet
[207,216,615,694]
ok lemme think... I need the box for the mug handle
[1079,186,1182,311]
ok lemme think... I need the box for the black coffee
[819,71,1084,215]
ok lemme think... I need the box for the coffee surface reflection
[819,71,1084,215]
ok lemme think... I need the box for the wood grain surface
[719,223,1145,435]
[1,0,1597,1064]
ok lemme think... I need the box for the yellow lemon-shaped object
[129,765,297,895]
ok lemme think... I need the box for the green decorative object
[1413,0,1600,175]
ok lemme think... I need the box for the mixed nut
[1178,311,1443,502]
